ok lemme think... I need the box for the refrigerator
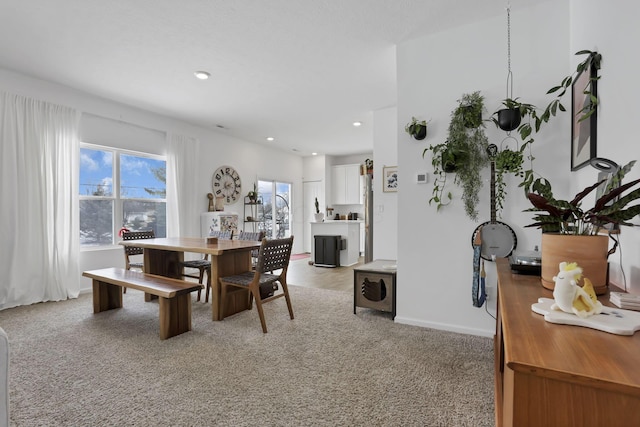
[364,173,373,263]
[200,212,239,238]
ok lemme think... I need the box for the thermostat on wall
[416,172,428,184]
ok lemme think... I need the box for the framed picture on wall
[383,166,398,192]
[571,64,598,171]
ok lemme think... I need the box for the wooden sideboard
[495,258,640,426]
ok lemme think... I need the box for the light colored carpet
[1,286,494,426]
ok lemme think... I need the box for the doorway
[258,180,291,239]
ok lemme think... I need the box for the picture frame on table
[571,64,598,171]
[383,166,398,192]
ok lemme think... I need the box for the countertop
[313,219,363,223]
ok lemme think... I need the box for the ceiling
[0,0,537,157]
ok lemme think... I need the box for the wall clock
[212,165,242,204]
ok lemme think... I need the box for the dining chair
[121,229,155,293]
[219,236,294,333]
[183,229,233,302]
[238,230,266,268]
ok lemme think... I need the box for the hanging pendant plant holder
[496,6,522,133]
[497,107,521,131]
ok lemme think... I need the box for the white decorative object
[314,213,324,222]
[532,298,640,336]
[551,262,602,318]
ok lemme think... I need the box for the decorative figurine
[551,262,603,318]
[207,193,215,212]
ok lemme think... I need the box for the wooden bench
[82,267,203,340]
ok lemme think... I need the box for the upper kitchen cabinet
[332,164,362,205]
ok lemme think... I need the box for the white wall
[373,106,398,260]
[0,68,304,292]
[569,0,640,292]
[396,1,571,336]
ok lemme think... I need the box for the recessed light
[312,152,318,156]
[353,121,362,127]
[194,71,210,80]
[266,137,275,141]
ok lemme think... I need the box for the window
[80,144,166,247]
[258,180,291,239]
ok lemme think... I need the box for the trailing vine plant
[423,91,489,221]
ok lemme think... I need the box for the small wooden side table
[353,259,397,319]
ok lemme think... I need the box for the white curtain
[0,92,81,309]
[166,133,200,238]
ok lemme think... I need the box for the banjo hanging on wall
[471,144,517,261]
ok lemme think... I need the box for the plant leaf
[593,178,640,211]
[569,180,604,206]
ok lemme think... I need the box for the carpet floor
[1,286,494,426]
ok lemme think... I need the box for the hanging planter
[497,107,521,131]
[404,117,429,140]
[422,91,489,221]
[441,145,465,173]
[459,104,483,129]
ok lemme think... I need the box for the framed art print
[571,64,598,171]
[383,166,398,192]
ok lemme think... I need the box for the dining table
[119,236,261,321]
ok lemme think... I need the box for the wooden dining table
[119,237,261,321]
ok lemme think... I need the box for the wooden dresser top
[497,258,640,397]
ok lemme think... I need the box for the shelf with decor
[244,196,264,232]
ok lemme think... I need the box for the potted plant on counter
[525,160,640,294]
[314,197,324,222]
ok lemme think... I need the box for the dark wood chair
[121,230,155,293]
[182,229,233,302]
[219,236,294,333]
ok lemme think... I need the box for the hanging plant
[423,91,489,221]
[494,144,525,213]
[489,51,602,199]
[489,6,603,206]
[458,101,483,129]
[422,141,466,210]
[404,117,429,140]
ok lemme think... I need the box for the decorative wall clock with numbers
[212,165,242,204]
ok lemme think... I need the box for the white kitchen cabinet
[332,164,362,205]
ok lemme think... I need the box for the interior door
[303,180,322,253]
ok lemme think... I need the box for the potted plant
[488,50,603,211]
[525,160,640,294]
[458,94,484,129]
[247,182,258,202]
[405,117,429,140]
[314,197,324,222]
[423,91,489,221]
[493,145,525,212]
[365,158,373,175]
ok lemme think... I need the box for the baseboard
[394,316,494,338]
